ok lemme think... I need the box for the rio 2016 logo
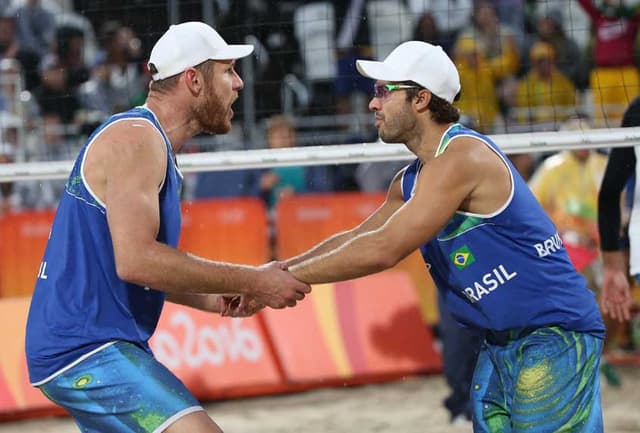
[151,311,263,369]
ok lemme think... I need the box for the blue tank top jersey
[25,106,183,385]
[401,124,604,337]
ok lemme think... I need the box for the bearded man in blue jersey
[286,41,619,432]
[25,22,310,433]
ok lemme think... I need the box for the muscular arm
[290,139,497,284]
[284,169,406,267]
[166,292,221,313]
[89,121,309,308]
[104,125,260,294]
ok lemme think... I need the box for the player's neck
[144,96,197,154]
[408,121,454,163]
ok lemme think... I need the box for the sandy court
[0,366,638,433]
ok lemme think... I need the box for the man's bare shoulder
[95,118,165,148]
[436,134,511,212]
[81,118,168,203]
[419,136,489,172]
[447,135,499,160]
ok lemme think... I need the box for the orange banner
[0,210,54,297]
[0,198,270,299]
[0,297,55,415]
[149,302,284,398]
[275,192,386,258]
[180,198,270,265]
[261,272,442,384]
[0,274,442,419]
[275,192,439,323]
[0,299,286,418]
[0,196,443,421]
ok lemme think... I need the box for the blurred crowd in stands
[0,0,639,212]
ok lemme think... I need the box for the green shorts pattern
[471,326,603,432]
[39,341,202,433]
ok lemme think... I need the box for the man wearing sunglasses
[285,41,611,432]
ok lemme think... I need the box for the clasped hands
[218,261,310,317]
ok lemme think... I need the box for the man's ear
[414,89,431,112]
[183,68,203,96]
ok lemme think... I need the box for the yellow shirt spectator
[453,37,500,133]
[515,42,577,126]
[529,148,607,250]
[457,1,520,81]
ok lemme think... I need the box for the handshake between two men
[213,261,312,318]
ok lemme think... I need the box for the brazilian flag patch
[450,245,475,270]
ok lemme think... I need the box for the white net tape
[2,126,640,182]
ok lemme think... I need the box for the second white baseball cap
[356,41,461,103]
[148,21,254,80]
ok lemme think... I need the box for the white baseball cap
[356,41,461,103]
[148,21,254,80]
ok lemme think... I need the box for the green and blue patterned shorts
[39,341,202,433]
[471,326,603,432]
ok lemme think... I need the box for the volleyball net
[2,126,640,182]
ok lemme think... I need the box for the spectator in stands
[408,0,473,54]
[491,0,526,46]
[412,11,445,50]
[257,115,331,209]
[513,42,577,128]
[0,110,24,167]
[0,110,20,147]
[12,113,68,210]
[0,140,16,214]
[527,8,586,90]
[333,0,374,118]
[0,6,17,60]
[457,0,520,83]
[452,36,500,133]
[78,21,146,117]
[578,0,640,127]
[221,0,301,118]
[98,21,144,105]
[259,115,306,209]
[34,25,89,124]
[15,0,55,57]
[0,57,22,114]
[456,0,520,122]
[530,118,605,246]
[0,6,38,91]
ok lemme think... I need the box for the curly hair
[405,84,460,124]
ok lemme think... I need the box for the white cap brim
[356,60,407,83]
[213,44,254,60]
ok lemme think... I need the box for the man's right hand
[248,261,311,309]
[601,267,634,322]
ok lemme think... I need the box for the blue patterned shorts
[471,326,603,432]
[39,341,202,433]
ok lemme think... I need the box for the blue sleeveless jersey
[25,107,183,384]
[402,124,604,337]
